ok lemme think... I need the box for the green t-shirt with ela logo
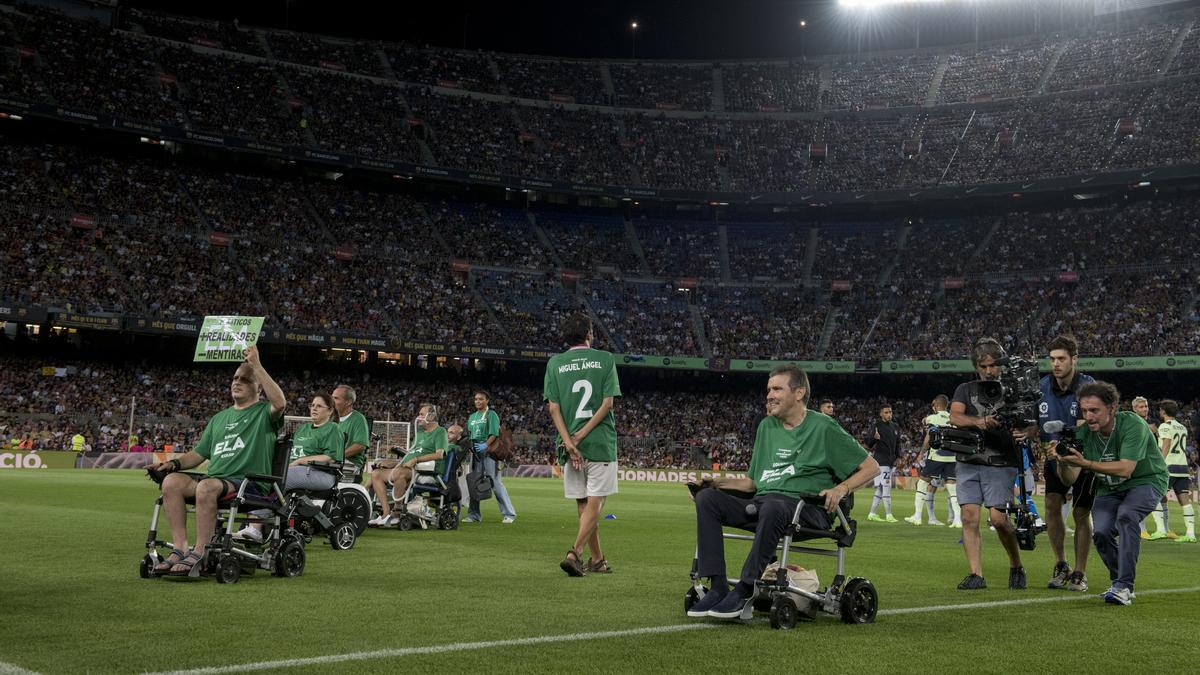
[749,411,869,499]
[289,421,345,463]
[543,346,622,463]
[402,425,450,476]
[194,401,282,486]
[338,410,371,468]
[1077,410,1169,496]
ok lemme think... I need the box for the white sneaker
[502,516,515,524]
[233,526,263,543]
[384,514,401,527]
[368,515,387,527]
[928,518,944,526]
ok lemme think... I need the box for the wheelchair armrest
[304,462,344,475]
[244,473,285,484]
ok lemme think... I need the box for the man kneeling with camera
[1050,381,1169,605]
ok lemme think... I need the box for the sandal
[560,549,586,577]
[152,548,186,574]
[167,549,204,577]
[585,558,612,574]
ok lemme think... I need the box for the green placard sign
[194,316,265,362]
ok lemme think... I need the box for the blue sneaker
[707,592,752,619]
[1103,586,1133,605]
[686,589,727,617]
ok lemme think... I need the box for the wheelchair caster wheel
[273,539,306,578]
[769,598,798,630]
[437,509,459,530]
[397,514,415,531]
[329,522,357,550]
[684,586,707,613]
[217,557,241,584]
[139,555,153,579]
[839,578,878,624]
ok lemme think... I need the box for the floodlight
[839,0,951,9]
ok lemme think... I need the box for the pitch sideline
[127,585,1200,675]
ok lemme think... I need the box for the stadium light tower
[631,21,638,60]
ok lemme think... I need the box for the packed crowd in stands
[3,5,1200,194]
[2,137,1199,360]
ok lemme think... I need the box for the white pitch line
[878,585,1200,616]
[146,585,1200,675]
[0,661,40,675]
[142,624,720,675]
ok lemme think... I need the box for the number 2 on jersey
[572,380,594,420]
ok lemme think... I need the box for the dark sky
[123,0,1183,60]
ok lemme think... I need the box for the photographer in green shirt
[1051,381,1169,606]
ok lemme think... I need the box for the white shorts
[564,461,618,499]
[873,466,894,488]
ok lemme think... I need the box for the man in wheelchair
[148,346,286,576]
[686,365,879,619]
[367,403,450,527]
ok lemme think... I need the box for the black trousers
[695,490,830,586]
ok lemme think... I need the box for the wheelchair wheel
[839,578,878,624]
[273,539,306,578]
[437,508,459,531]
[329,522,357,550]
[216,557,241,584]
[769,598,798,630]
[334,490,371,536]
[139,554,153,579]
[684,585,707,613]
[397,514,415,531]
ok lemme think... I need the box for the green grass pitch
[1,470,1197,674]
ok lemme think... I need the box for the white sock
[947,484,960,523]
[1151,508,1166,533]
[1183,504,1195,537]
[926,488,937,521]
[912,480,929,521]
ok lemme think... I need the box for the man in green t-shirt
[367,403,449,527]
[333,384,370,479]
[545,313,621,577]
[150,345,286,576]
[686,365,879,619]
[1052,381,1169,606]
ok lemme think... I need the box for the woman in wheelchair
[148,347,286,576]
[235,393,345,543]
[368,403,449,527]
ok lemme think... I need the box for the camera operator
[948,338,1027,590]
[1038,335,1095,592]
[1051,381,1168,606]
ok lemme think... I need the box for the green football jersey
[338,410,370,467]
[1158,419,1190,478]
[749,412,869,499]
[543,346,621,463]
[1077,411,1168,496]
[402,425,450,476]
[289,421,345,463]
[194,401,281,488]
[924,410,955,462]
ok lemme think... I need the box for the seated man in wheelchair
[234,392,346,544]
[148,346,286,576]
[367,403,449,527]
[686,365,879,619]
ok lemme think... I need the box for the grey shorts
[955,462,1018,509]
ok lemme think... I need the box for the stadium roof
[117,0,1193,60]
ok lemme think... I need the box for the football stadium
[1,0,1199,672]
